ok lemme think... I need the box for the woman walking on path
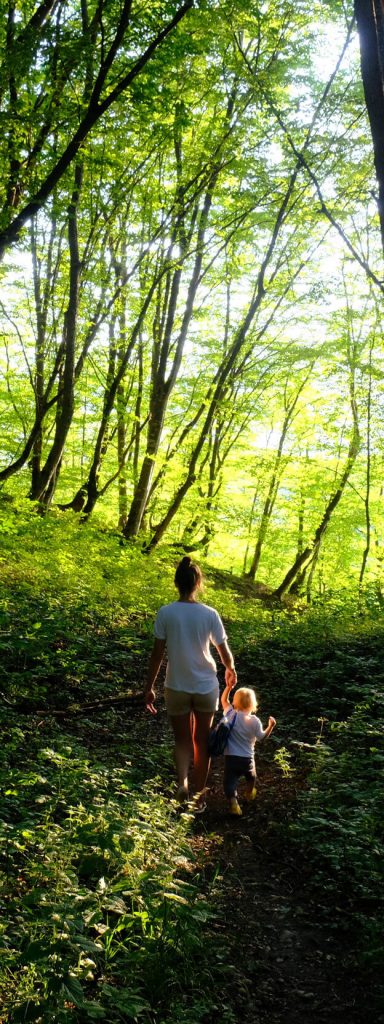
[144,556,237,810]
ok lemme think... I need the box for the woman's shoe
[176,785,189,803]
[229,797,242,816]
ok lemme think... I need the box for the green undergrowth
[290,692,384,981]
[0,505,174,708]
[0,713,231,1024]
[1,507,384,1017]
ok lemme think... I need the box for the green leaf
[62,975,85,1007]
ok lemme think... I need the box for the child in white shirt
[221,682,276,816]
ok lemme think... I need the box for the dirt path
[80,693,381,1024]
[193,754,377,1024]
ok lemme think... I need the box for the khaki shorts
[165,687,219,716]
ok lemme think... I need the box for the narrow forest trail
[195,754,370,1024]
[74,672,380,1024]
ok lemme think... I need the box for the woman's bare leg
[191,711,214,794]
[169,713,193,792]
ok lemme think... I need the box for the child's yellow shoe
[244,787,257,802]
[229,797,242,816]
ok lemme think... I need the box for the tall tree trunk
[75,273,158,518]
[30,218,46,496]
[30,214,57,496]
[124,176,217,539]
[355,0,384,252]
[29,162,83,503]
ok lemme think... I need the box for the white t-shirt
[154,601,227,693]
[224,704,266,758]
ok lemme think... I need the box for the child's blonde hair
[233,687,257,712]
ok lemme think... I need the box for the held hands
[225,666,237,689]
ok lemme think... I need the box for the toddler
[221,682,276,816]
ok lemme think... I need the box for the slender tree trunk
[4,2,21,212]
[132,336,143,489]
[305,541,321,604]
[124,385,169,536]
[124,178,217,539]
[374,485,384,604]
[30,220,45,495]
[246,454,283,580]
[297,489,305,557]
[80,319,118,516]
[117,312,128,529]
[246,378,309,580]
[243,482,261,575]
[359,342,373,590]
[29,215,57,495]
[75,272,158,518]
[117,400,128,529]
[30,162,83,503]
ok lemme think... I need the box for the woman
[144,556,237,810]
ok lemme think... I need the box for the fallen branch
[0,690,143,716]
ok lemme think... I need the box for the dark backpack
[207,712,237,757]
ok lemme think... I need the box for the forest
[0,1,383,1022]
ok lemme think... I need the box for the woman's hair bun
[174,555,202,595]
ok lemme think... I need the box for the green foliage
[1,509,383,1018]
[0,511,240,1022]
[290,686,384,966]
[203,563,384,978]
[1,0,383,597]
[0,729,212,1022]
[0,503,174,706]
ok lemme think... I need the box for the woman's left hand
[225,666,237,688]
[144,688,157,715]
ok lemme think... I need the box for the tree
[245,369,313,580]
[0,1,194,258]
[1,0,383,595]
[354,0,384,252]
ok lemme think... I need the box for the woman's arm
[143,638,166,714]
[216,640,237,689]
